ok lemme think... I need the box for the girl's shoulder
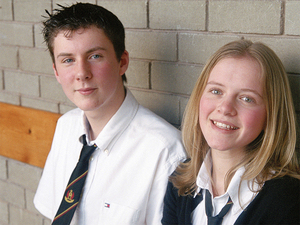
[263,175,300,194]
[235,176,300,224]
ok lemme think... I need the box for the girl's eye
[241,96,254,103]
[211,89,222,95]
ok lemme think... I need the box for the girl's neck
[210,149,245,197]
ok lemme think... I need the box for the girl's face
[199,56,267,155]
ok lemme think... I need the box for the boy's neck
[85,87,126,141]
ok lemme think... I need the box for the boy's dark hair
[43,3,127,82]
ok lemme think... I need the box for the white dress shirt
[34,89,186,225]
[192,152,260,225]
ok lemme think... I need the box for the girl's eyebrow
[206,81,263,99]
[206,81,224,86]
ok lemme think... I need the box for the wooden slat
[0,103,61,168]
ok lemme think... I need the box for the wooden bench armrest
[0,103,61,168]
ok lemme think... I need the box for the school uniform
[162,155,300,225]
[34,88,186,225]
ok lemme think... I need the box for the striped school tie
[205,189,233,225]
[52,135,97,224]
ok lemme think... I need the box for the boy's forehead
[54,26,107,41]
[52,26,115,57]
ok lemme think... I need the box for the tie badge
[65,190,75,203]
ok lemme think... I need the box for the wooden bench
[0,102,61,168]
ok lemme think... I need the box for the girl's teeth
[213,121,237,130]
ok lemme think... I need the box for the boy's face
[52,26,128,114]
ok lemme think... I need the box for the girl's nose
[217,97,237,116]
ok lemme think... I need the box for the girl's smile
[199,56,267,154]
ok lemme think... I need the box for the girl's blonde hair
[172,39,300,196]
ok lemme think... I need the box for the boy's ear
[119,50,129,76]
[53,63,61,83]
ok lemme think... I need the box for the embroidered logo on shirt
[104,203,110,208]
[64,190,75,203]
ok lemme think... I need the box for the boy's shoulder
[135,105,181,137]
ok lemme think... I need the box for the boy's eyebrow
[86,46,107,54]
[56,46,107,59]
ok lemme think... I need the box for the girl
[162,39,300,225]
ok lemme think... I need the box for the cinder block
[54,0,96,6]
[151,62,202,95]
[297,114,300,150]
[8,160,42,191]
[21,97,59,113]
[4,71,39,97]
[178,33,239,64]
[285,1,300,35]
[59,103,76,114]
[0,22,33,47]
[19,48,53,74]
[99,0,147,28]
[43,217,52,225]
[0,201,9,224]
[209,1,281,34]
[126,60,150,89]
[0,180,25,207]
[0,46,18,69]
[126,30,177,61]
[0,91,20,105]
[130,89,180,125]
[0,0,13,20]
[25,189,40,214]
[179,96,190,123]
[40,75,71,103]
[9,205,43,225]
[34,23,47,48]
[149,0,205,30]
[0,71,3,90]
[288,74,300,112]
[247,37,300,74]
[14,0,51,22]
[0,156,7,180]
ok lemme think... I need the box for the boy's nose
[76,61,92,81]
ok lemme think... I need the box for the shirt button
[104,149,109,155]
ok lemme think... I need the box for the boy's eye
[63,58,73,63]
[91,54,101,59]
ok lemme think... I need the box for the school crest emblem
[64,190,75,203]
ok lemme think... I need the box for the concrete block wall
[0,0,300,224]
[0,156,51,225]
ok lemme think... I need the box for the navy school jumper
[162,176,300,225]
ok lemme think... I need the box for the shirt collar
[79,87,139,153]
[194,151,259,214]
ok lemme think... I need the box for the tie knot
[78,135,97,162]
[205,189,233,225]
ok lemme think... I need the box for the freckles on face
[198,56,267,153]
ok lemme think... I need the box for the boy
[34,3,186,225]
